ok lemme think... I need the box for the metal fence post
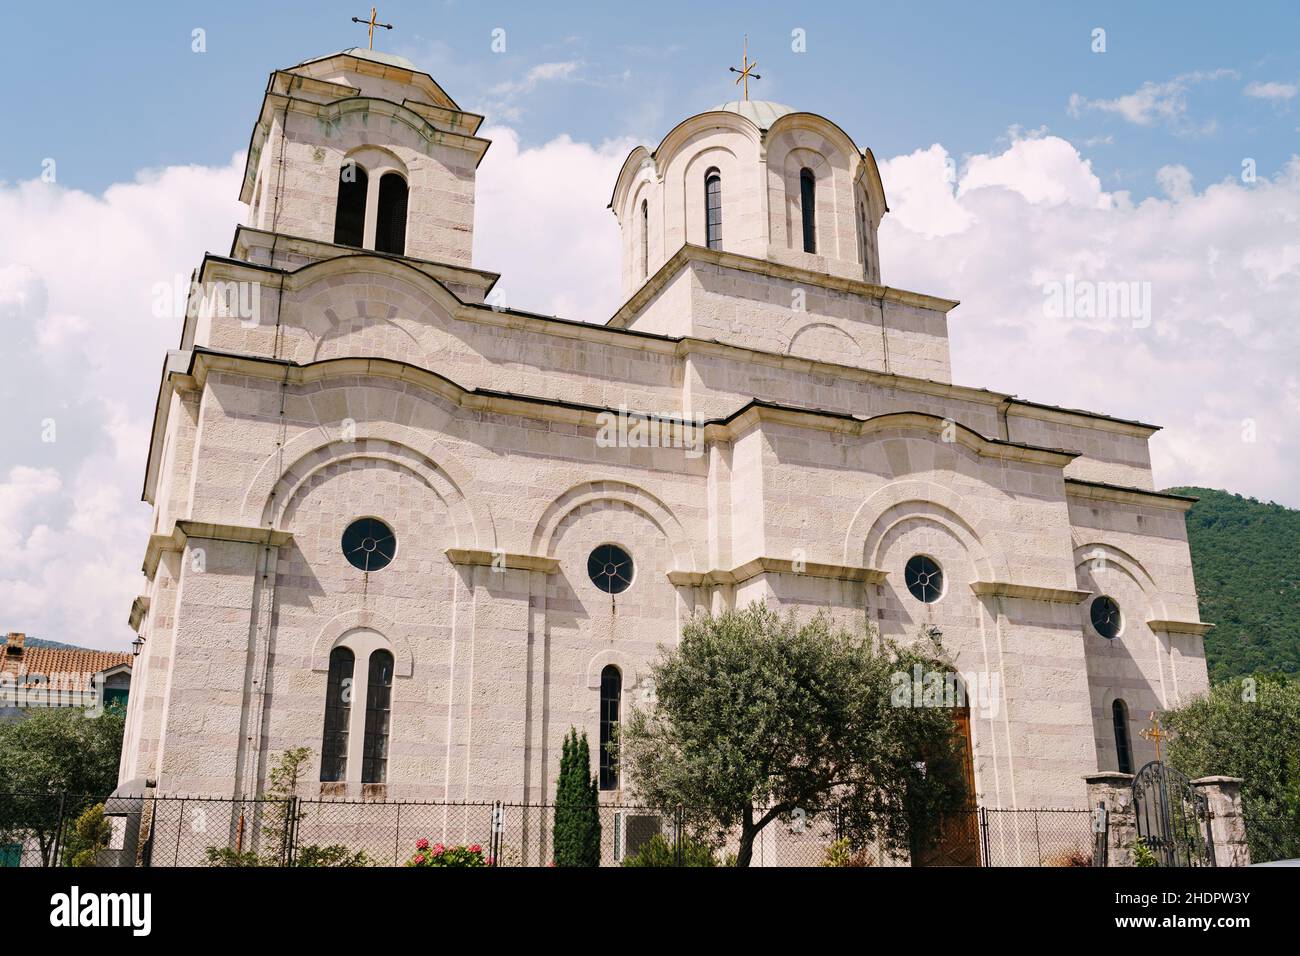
[1092,802,1109,867]
[48,791,67,867]
[979,806,991,867]
[674,805,684,866]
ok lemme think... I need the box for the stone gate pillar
[1191,776,1250,867]
[1084,771,1135,866]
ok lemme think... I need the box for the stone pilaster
[1084,771,1135,866]
[1191,776,1250,867]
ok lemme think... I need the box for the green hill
[1165,487,1300,681]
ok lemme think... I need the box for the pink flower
[432,843,445,856]
[415,838,429,851]
[486,856,495,866]
[469,844,482,854]
[414,854,426,864]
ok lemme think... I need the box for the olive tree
[618,603,970,867]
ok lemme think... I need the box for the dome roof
[709,100,796,129]
[298,47,419,71]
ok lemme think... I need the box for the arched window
[1112,699,1133,774]
[599,665,622,790]
[704,168,722,250]
[320,646,355,782]
[800,168,817,254]
[333,162,368,248]
[375,173,409,255]
[641,199,649,279]
[362,650,394,784]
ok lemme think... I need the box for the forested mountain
[1165,487,1300,680]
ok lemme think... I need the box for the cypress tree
[553,727,602,866]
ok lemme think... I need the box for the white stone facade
[119,49,1210,810]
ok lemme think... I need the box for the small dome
[298,47,419,71]
[709,100,796,129]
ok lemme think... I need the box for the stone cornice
[444,548,560,574]
[607,243,961,330]
[143,520,293,580]
[128,595,151,633]
[667,557,887,588]
[1147,619,1214,637]
[183,349,1080,468]
[1064,479,1198,512]
[970,581,1091,604]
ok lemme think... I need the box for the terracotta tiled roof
[1,641,131,689]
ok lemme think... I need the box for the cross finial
[728,35,761,101]
[351,6,393,51]
[1139,711,1169,762]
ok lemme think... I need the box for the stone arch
[783,320,867,366]
[531,479,697,572]
[844,478,1009,581]
[1072,542,1168,621]
[241,419,491,549]
[585,648,642,693]
[309,609,414,677]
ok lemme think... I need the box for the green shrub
[621,832,718,867]
[405,839,487,867]
[64,803,112,867]
[821,837,874,867]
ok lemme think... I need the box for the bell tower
[240,48,491,266]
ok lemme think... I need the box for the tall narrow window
[333,163,368,248]
[599,665,622,790]
[375,172,409,255]
[858,199,870,272]
[1112,699,1133,774]
[640,199,649,279]
[320,647,355,782]
[800,168,817,254]
[361,650,394,784]
[704,168,722,250]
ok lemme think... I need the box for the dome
[709,100,796,129]
[297,47,419,71]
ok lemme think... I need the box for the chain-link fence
[0,792,1105,868]
[1241,813,1300,864]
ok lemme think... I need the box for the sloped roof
[1,645,131,688]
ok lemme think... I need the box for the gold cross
[728,35,761,101]
[1139,711,1169,762]
[351,6,393,51]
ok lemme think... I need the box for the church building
[118,46,1211,813]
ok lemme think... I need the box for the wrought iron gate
[1131,761,1214,867]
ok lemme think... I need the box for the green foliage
[0,705,126,865]
[1132,838,1159,867]
[620,832,718,867]
[1164,675,1300,860]
[405,840,488,867]
[552,728,601,867]
[203,748,371,867]
[1165,487,1300,680]
[0,703,126,796]
[821,837,875,867]
[619,604,970,867]
[64,803,112,867]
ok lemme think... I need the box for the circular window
[1090,595,1123,639]
[341,518,396,572]
[588,544,634,594]
[905,555,944,603]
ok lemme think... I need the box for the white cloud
[1068,69,1236,133]
[1244,80,1298,102]
[0,157,245,649]
[879,136,1300,509]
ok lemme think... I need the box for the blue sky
[5,1,1298,199]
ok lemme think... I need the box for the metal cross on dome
[351,6,393,51]
[728,35,761,100]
